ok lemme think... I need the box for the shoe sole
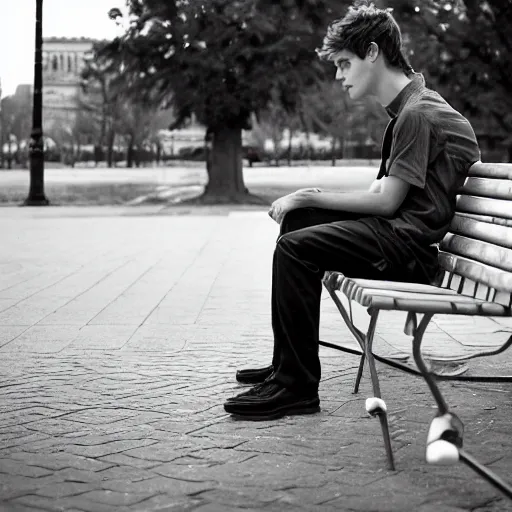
[229,405,321,421]
[225,399,320,421]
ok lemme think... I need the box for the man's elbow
[379,199,400,217]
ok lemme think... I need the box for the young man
[224,2,480,420]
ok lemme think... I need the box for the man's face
[332,49,375,100]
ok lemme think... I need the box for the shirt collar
[385,72,426,118]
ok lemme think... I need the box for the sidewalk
[0,206,511,512]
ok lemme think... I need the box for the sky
[1,0,126,97]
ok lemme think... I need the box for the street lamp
[24,0,49,206]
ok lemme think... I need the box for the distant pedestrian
[224,1,480,420]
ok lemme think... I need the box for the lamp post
[24,0,49,206]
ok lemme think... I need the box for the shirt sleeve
[387,109,431,189]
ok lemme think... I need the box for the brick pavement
[0,206,511,512]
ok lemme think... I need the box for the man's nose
[335,68,344,81]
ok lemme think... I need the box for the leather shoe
[224,380,320,420]
[236,364,274,385]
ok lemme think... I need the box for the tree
[300,81,350,165]
[255,88,291,167]
[0,93,32,169]
[100,0,346,203]
[81,42,176,168]
[47,109,97,167]
[389,0,512,161]
[81,50,122,167]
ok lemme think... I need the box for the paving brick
[98,453,161,470]
[35,482,97,499]
[0,459,52,478]
[73,489,156,507]
[0,326,81,353]
[0,207,511,512]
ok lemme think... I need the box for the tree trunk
[202,125,247,202]
[181,124,258,205]
[176,124,265,205]
[7,143,13,169]
[331,136,337,167]
[304,129,311,162]
[126,138,134,168]
[94,144,102,167]
[287,128,293,166]
[107,131,115,168]
[156,144,161,165]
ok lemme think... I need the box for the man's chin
[347,88,358,99]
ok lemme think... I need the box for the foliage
[389,0,512,157]
[80,45,174,167]
[0,93,32,144]
[102,0,342,131]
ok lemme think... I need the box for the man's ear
[366,42,379,62]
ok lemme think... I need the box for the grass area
[0,183,161,206]
[0,182,305,207]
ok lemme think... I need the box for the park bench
[319,161,512,499]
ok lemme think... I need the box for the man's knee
[281,208,313,235]
[275,231,321,274]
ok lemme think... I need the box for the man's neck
[374,69,412,107]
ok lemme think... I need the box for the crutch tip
[365,397,387,416]
[426,440,459,465]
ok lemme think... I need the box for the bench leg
[353,354,365,394]
[323,275,395,469]
[412,314,512,500]
[323,276,368,393]
[364,309,395,471]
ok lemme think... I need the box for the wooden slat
[338,285,508,315]
[439,251,512,294]
[449,214,512,249]
[456,195,512,220]
[358,289,480,305]
[468,162,512,180]
[458,213,512,227]
[459,212,512,227]
[460,177,512,200]
[475,283,491,301]
[440,233,512,272]
[344,278,457,295]
[366,295,508,316]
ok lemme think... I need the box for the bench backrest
[439,162,512,308]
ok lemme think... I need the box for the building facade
[42,37,96,135]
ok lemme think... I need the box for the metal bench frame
[319,162,512,500]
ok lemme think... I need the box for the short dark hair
[317,2,413,75]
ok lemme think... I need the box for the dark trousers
[270,208,415,395]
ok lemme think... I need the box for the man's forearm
[302,190,392,216]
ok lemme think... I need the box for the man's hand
[268,188,321,224]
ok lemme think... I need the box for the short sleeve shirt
[360,73,481,283]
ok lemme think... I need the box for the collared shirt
[361,73,481,283]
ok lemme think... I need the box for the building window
[52,55,58,71]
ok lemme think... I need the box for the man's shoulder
[405,87,451,114]
[394,103,431,132]
[403,88,471,127]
